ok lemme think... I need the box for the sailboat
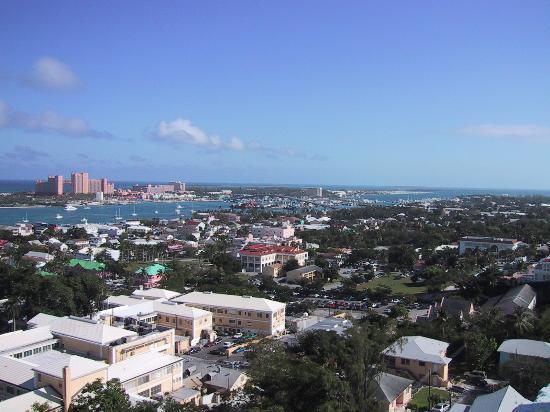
[175,208,180,215]
[115,208,123,220]
[176,204,182,209]
[131,206,137,217]
[154,210,159,214]
[55,214,63,219]
[22,212,29,223]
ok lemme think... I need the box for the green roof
[136,263,166,277]
[69,259,106,271]
[39,270,57,277]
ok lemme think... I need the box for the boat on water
[55,214,63,219]
[84,206,91,210]
[22,212,29,223]
[131,206,137,217]
[176,204,182,209]
[115,208,123,220]
[64,205,77,211]
[175,208,180,215]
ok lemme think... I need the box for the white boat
[64,205,77,211]
[176,204,182,209]
[115,208,123,220]
[81,218,88,223]
[175,208,180,215]
[131,206,137,217]
[22,212,29,223]
[55,214,63,219]
[84,206,91,210]
[154,210,159,214]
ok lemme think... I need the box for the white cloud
[152,117,328,161]
[26,57,82,91]
[459,124,550,143]
[0,100,113,139]
[154,118,246,151]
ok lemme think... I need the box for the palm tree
[511,308,535,337]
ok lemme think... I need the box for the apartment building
[239,244,308,272]
[459,236,522,255]
[251,224,295,239]
[0,326,58,359]
[132,287,182,301]
[286,265,322,284]
[533,257,550,282]
[35,175,64,196]
[107,351,183,398]
[27,314,175,364]
[382,336,452,387]
[171,291,286,336]
[32,350,108,412]
[98,299,213,346]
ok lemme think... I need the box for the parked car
[223,341,234,348]
[450,385,465,393]
[430,402,450,412]
[209,349,225,356]
[233,333,243,339]
[188,347,201,354]
[464,370,487,383]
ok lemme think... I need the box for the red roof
[240,244,305,256]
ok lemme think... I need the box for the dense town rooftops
[171,291,286,312]
[497,339,550,359]
[239,244,305,256]
[459,236,519,244]
[383,336,451,365]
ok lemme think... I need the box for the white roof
[108,351,181,383]
[132,288,181,300]
[171,291,285,312]
[0,326,55,354]
[98,300,211,321]
[469,385,531,412]
[103,295,149,307]
[0,387,62,412]
[497,339,550,359]
[28,314,137,345]
[30,350,107,379]
[383,336,452,365]
[0,355,38,390]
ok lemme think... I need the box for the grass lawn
[358,274,428,295]
[409,387,450,411]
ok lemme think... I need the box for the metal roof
[497,339,550,359]
[382,336,452,365]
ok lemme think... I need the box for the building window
[150,384,162,396]
[37,373,42,382]
[400,358,410,365]
[6,386,14,395]
[137,375,150,385]
[138,389,150,397]
[419,361,426,366]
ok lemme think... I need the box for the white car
[223,341,234,348]
[233,333,243,339]
[430,402,450,412]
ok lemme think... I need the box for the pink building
[252,224,295,239]
[35,175,64,195]
[71,172,90,194]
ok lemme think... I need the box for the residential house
[370,372,413,412]
[482,284,536,316]
[286,265,322,284]
[467,385,531,412]
[497,339,550,368]
[382,336,451,387]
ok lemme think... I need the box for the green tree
[283,259,300,272]
[69,379,131,412]
[464,332,497,370]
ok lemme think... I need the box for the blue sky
[1,1,549,188]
